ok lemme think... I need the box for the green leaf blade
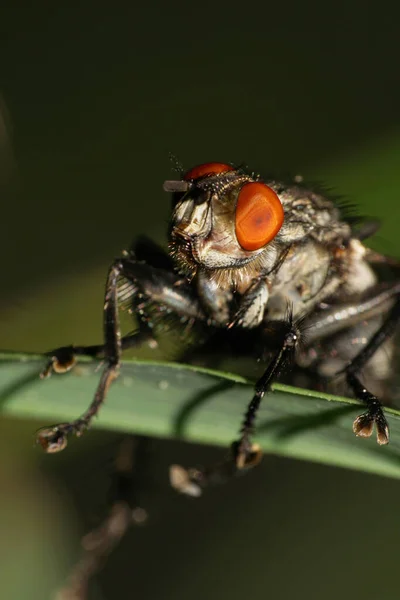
[2,353,400,480]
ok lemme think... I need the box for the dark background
[1,2,400,599]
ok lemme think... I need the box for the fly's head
[164,162,286,280]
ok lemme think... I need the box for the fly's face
[165,163,285,276]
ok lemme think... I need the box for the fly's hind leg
[302,283,400,445]
[37,256,204,453]
[345,298,400,445]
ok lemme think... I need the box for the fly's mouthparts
[172,227,192,242]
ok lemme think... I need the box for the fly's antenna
[168,152,185,176]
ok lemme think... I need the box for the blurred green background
[1,2,400,599]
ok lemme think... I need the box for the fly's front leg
[170,315,301,496]
[40,237,178,378]
[37,261,128,452]
[37,258,204,453]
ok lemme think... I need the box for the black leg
[41,236,177,378]
[234,324,299,467]
[38,261,125,452]
[170,316,300,496]
[345,297,400,445]
[37,257,205,452]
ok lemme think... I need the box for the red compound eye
[183,162,233,181]
[235,182,284,251]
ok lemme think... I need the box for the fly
[36,161,400,495]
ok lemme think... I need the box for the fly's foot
[36,420,88,453]
[346,373,390,445]
[353,404,389,445]
[36,425,70,453]
[169,441,263,497]
[40,346,77,379]
[232,439,263,470]
[169,457,237,497]
[169,465,203,497]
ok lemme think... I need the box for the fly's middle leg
[40,330,155,378]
